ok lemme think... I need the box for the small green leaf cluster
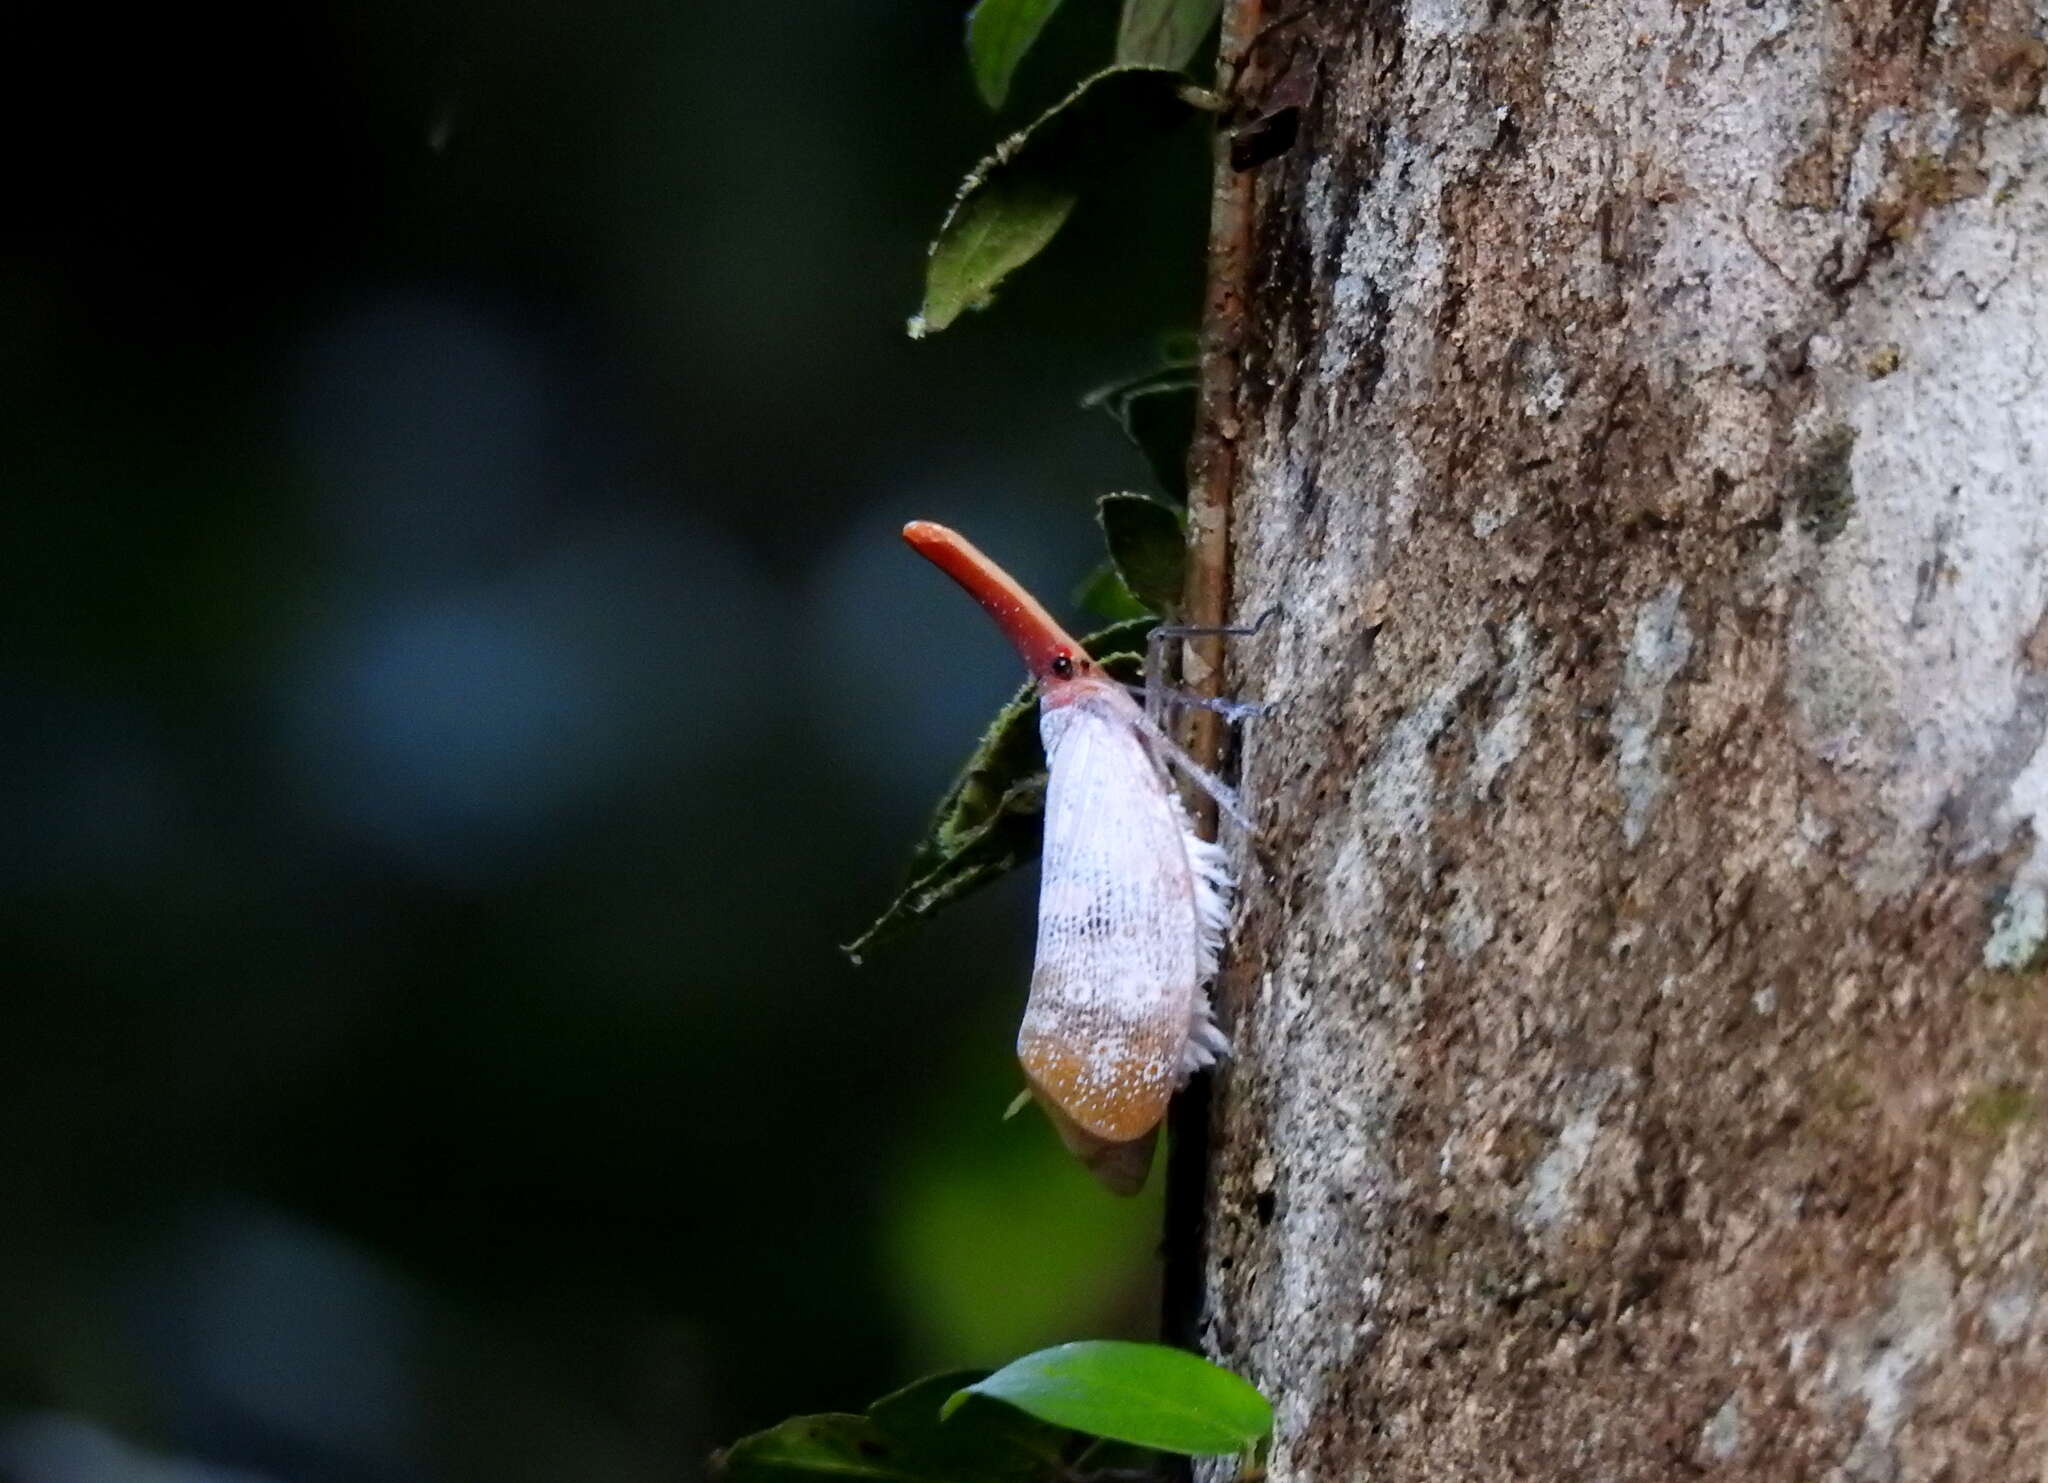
[853,0,1223,956]
[971,0,1222,110]
[1068,349,1201,620]
[716,1343,1272,1483]
[1083,347,1200,500]
[912,0,1224,337]
[807,18,1264,1483]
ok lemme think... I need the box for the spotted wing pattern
[1018,683,1231,1147]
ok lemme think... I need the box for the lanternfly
[902,521,1239,1195]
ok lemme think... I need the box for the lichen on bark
[1192,1,2048,1479]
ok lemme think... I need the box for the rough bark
[1194,2,2048,1480]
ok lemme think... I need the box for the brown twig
[1163,0,1265,1358]
[1182,1,1265,802]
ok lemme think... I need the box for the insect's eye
[1050,652,1075,679]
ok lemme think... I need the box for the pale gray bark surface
[1196,2,2048,1479]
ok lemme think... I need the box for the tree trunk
[1190,2,2048,1479]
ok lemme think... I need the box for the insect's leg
[1149,604,1282,643]
[1159,693,1278,723]
[1121,681,1272,724]
[1143,605,1283,828]
[1133,709,1254,833]
[1144,624,1173,728]
[1145,605,1282,724]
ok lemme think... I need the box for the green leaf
[910,178,1078,340]
[869,1371,991,1438]
[843,773,1046,963]
[844,619,1155,958]
[967,0,1066,110]
[946,1342,1272,1457]
[1118,380,1198,500]
[901,686,1044,889]
[1115,0,1224,70]
[1082,361,1199,500]
[913,618,1155,878]
[717,1371,1065,1483]
[871,1372,1065,1477]
[1073,560,1153,623]
[1097,493,1186,616]
[716,1414,934,1483]
[912,66,1195,338]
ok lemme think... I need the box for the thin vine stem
[1163,0,1267,1362]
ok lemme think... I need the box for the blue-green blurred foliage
[0,1,1207,1481]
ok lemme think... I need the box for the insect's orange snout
[901,519,1089,687]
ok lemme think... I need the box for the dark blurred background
[0,3,1209,1480]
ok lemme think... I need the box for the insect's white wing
[1018,686,1222,1146]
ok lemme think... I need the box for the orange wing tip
[1021,1041,1173,1144]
